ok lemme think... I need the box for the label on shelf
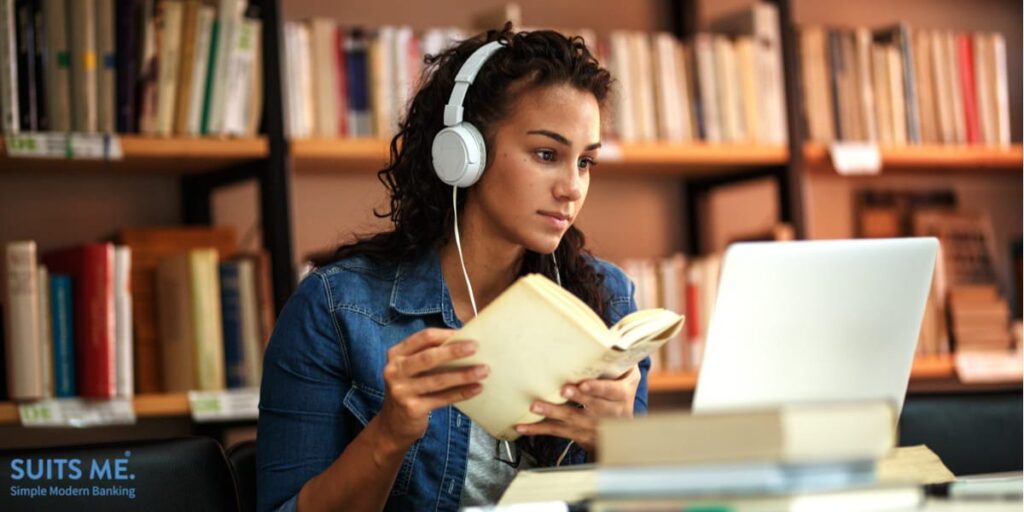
[188,387,259,422]
[18,398,136,427]
[829,142,881,175]
[954,350,1023,383]
[5,132,124,160]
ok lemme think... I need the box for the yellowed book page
[498,467,596,506]
[446,275,610,440]
[877,445,956,485]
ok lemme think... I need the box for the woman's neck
[439,212,524,322]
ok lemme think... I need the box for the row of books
[1,227,272,402]
[280,1,789,145]
[622,245,1017,374]
[620,254,721,374]
[0,0,262,137]
[800,24,1012,147]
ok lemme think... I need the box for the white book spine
[5,241,42,399]
[991,33,1010,148]
[391,26,413,135]
[154,0,183,136]
[222,17,258,135]
[208,0,246,134]
[296,23,314,138]
[0,0,18,133]
[114,246,133,398]
[855,29,878,143]
[310,18,338,138]
[694,34,720,143]
[186,6,215,135]
[237,260,262,387]
[609,31,634,142]
[674,40,694,142]
[945,32,965,145]
[887,46,907,146]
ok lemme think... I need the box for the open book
[443,274,684,440]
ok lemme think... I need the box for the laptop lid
[692,237,939,416]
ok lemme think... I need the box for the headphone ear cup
[431,123,487,188]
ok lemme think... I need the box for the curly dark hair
[315,24,615,466]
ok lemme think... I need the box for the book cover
[115,0,139,133]
[50,273,75,397]
[15,0,36,131]
[36,265,53,397]
[442,274,684,440]
[219,261,246,388]
[114,246,133,398]
[68,0,96,133]
[0,0,19,133]
[95,0,114,133]
[4,241,42,400]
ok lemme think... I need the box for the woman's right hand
[378,328,488,448]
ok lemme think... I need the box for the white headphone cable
[453,185,568,466]
[453,186,479,317]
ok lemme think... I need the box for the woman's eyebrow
[527,129,602,150]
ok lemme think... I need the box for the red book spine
[43,244,116,398]
[957,33,981,145]
[685,283,701,345]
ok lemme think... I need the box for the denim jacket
[256,249,649,512]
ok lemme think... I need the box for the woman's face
[468,83,601,254]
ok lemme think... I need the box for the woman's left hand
[514,366,642,453]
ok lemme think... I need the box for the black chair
[0,436,240,512]
[227,439,257,512]
[899,390,1023,476]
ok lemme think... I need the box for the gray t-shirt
[458,422,535,507]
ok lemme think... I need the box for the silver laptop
[692,237,939,416]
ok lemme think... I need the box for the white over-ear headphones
[431,40,505,188]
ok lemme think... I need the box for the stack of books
[496,402,948,511]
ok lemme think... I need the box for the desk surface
[924,498,1023,511]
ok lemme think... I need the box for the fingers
[389,328,453,358]
[420,383,484,409]
[569,366,640,402]
[412,364,489,394]
[400,340,477,376]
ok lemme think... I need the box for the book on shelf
[0,0,262,137]
[441,273,684,440]
[800,21,1012,148]
[156,248,226,392]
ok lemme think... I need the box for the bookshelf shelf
[804,143,1024,175]
[0,136,269,174]
[0,393,191,426]
[646,355,1023,393]
[290,138,789,175]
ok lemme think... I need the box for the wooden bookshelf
[0,393,190,426]
[0,136,269,174]
[290,138,789,175]
[646,355,1013,393]
[804,143,1024,175]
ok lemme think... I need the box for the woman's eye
[578,157,597,170]
[535,149,556,162]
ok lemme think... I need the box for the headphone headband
[443,40,505,126]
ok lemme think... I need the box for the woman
[257,25,650,512]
